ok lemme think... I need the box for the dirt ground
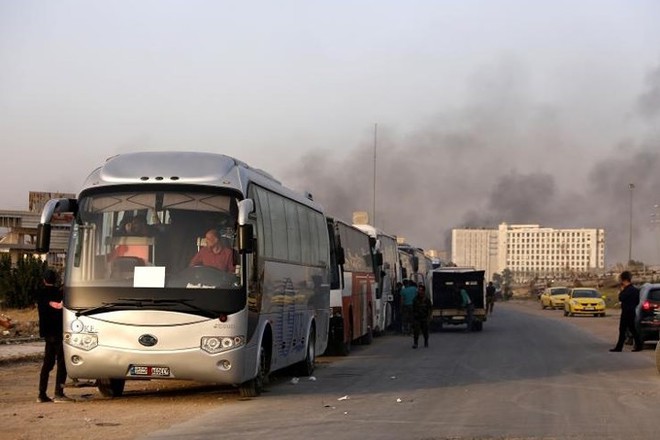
[0,308,284,440]
[0,363,262,440]
[0,299,649,440]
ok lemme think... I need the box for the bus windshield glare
[66,190,242,294]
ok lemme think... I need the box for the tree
[493,269,514,300]
[0,255,47,309]
[0,254,11,306]
[501,268,514,300]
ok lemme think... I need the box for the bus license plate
[130,365,170,377]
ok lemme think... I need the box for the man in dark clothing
[411,284,433,349]
[392,281,402,333]
[37,269,73,403]
[486,281,496,315]
[610,270,643,352]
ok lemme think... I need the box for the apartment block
[452,223,605,280]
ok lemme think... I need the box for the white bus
[398,242,433,293]
[36,151,330,398]
[353,223,399,334]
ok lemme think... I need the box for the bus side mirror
[237,199,254,225]
[238,224,254,254]
[412,256,419,273]
[337,247,345,266]
[374,252,383,267]
[36,224,51,253]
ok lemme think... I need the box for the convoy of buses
[35,151,437,398]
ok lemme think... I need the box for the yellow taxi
[563,288,606,317]
[540,287,570,310]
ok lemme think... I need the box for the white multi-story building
[452,223,605,280]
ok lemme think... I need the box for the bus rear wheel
[337,324,352,356]
[97,378,125,398]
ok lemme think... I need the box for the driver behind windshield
[189,228,235,272]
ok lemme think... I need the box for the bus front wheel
[239,345,268,398]
[97,378,125,398]
[294,327,316,377]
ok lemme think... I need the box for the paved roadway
[143,302,660,440]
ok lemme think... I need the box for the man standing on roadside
[37,269,73,403]
[610,270,643,352]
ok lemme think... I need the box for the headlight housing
[64,332,98,351]
[200,336,245,354]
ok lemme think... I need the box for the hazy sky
[2,1,660,266]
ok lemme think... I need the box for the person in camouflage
[412,284,433,348]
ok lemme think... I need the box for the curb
[0,352,43,367]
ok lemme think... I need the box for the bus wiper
[149,298,217,317]
[75,298,217,318]
[75,300,148,317]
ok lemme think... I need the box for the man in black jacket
[610,271,643,352]
[37,269,73,402]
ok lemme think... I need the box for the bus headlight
[64,332,98,351]
[200,336,245,354]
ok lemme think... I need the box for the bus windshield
[66,190,242,294]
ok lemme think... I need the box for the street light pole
[628,183,635,265]
[372,123,377,227]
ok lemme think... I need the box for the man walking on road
[486,281,496,315]
[400,280,417,335]
[459,283,474,332]
[412,284,433,349]
[610,270,643,352]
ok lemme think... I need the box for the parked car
[540,287,569,310]
[563,288,606,317]
[635,283,660,343]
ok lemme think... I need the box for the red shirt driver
[190,229,235,272]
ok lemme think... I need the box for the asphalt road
[142,302,660,440]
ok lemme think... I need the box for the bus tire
[360,307,373,345]
[239,344,268,398]
[337,324,352,356]
[473,321,483,332]
[360,326,373,345]
[294,327,316,377]
[97,379,125,398]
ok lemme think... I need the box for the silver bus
[36,151,330,398]
[353,223,399,334]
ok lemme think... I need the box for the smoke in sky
[287,62,660,267]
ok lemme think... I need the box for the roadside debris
[337,395,349,401]
[0,314,14,330]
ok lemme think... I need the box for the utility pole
[372,123,377,227]
[628,183,635,266]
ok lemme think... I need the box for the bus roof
[80,151,324,211]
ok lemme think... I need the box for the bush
[0,254,47,309]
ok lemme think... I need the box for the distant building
[0,191,75,269]
[452,223,606,281]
